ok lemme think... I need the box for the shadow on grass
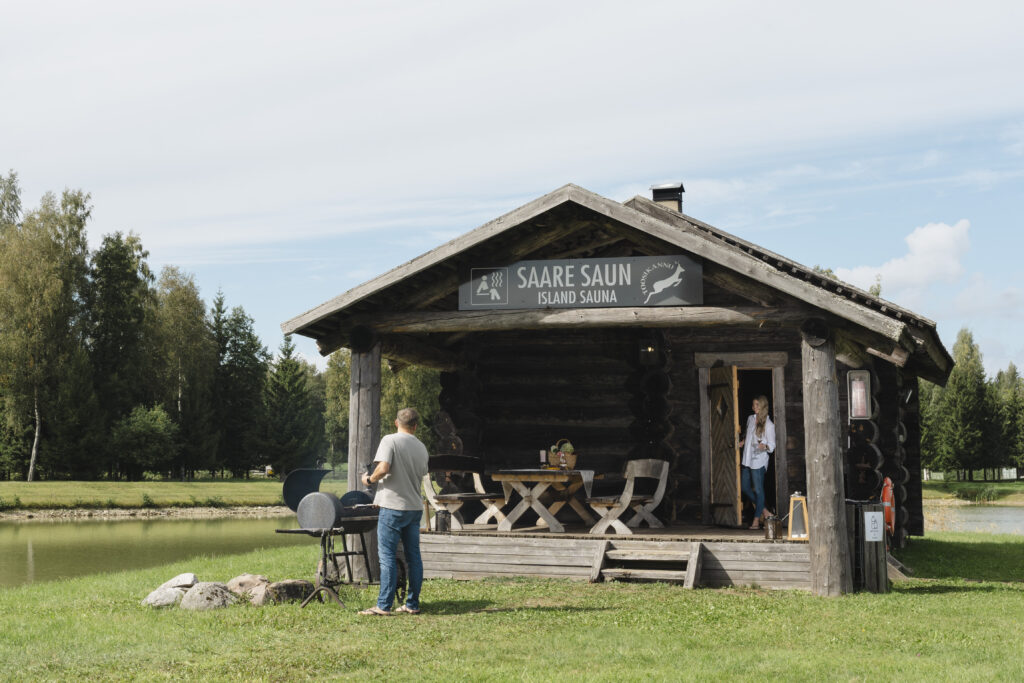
[426,599,611,616]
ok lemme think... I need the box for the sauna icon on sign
[469,268,509,306]
[458,254,702,310]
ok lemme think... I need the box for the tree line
[920,328,1024,480]
[0,173,439,482]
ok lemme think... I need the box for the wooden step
[601,568,690,582]
[605,549,691,562]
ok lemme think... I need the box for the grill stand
[276,520,376,608]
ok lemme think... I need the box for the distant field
[0,472,350,509]
[922,479,1024,505]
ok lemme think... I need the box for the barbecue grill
[276,468,381,608]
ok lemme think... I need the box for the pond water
[924,504,1024,535]
[0,516,309,588]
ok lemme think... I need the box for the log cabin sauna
[282,183,952,596]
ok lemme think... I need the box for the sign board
[864,510,884,542]
[458,254,702,310]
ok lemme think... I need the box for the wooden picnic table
[491,469,597,532]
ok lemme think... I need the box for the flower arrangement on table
[547,439,577,469]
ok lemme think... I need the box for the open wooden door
[709,366,741,526]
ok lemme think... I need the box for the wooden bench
[423,455,507,530]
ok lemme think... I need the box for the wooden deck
[421,523,811,590]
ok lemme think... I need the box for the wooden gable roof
[282,184,952,384]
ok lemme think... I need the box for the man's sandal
[358,606,391,616]
[395,605,421,614]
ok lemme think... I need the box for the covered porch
[282,183,952,596]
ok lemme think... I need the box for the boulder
[159,572,199,590]
[227,573,269,598]
[268,579,315,604]
[142,586,185,608]
[180,582,236,611]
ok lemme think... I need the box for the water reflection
[0,516,308,588]
[925,505,1024,535]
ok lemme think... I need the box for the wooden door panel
[709,366,740,526]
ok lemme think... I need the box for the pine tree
[263,336,321,475]
[210,292,269,477]
[87,232,156,475]
[993,363,1024,476]
[937,328,991,480]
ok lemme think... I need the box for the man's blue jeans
[741,465,767,519]
[376,507,423,611]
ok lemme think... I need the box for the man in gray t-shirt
[358,407,429,615]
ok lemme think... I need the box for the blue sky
[4,2,1023,375]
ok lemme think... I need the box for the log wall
[446,329,638,473]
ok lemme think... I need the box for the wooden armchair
[586,459,669,535]
[422,455,507,530]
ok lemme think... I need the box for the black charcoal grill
[276,468,380,608]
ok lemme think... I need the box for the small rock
[268,579,315,604]
[159,572,199,590]
[180,582,236,610]
[227,573,269,597]
[142,586,185,608]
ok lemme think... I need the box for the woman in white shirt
[737,395,776,530]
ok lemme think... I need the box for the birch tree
[0,179,91,480]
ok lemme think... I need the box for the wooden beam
[379,336,459,372]
[800,320,853,597]
[694,351,789,369]
[625,197,909,345]
[704,264,789,307]
[316,327,460,369]
[350,306,805,334]
[348,345,382,582]
[906,326,953,382]
[403,269,461,309]
[772,365,789,511]
[835,331,872,369]
[865,344,910,368]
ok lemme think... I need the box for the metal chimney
[650,182,685,213]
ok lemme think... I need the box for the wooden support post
[347,344,382,583]
[800,319,853,596]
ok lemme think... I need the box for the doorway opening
[737,368,777,521]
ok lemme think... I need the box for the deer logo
[642,263,686,304]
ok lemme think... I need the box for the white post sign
[864,510,884,542]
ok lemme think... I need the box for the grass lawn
[922,479,1024,505]
[0,473,349,510]
[0,531,1021,681]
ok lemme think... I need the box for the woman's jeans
[376,507,423,611]
[741,465,767,519]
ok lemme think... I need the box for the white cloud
[835,219,970,297]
